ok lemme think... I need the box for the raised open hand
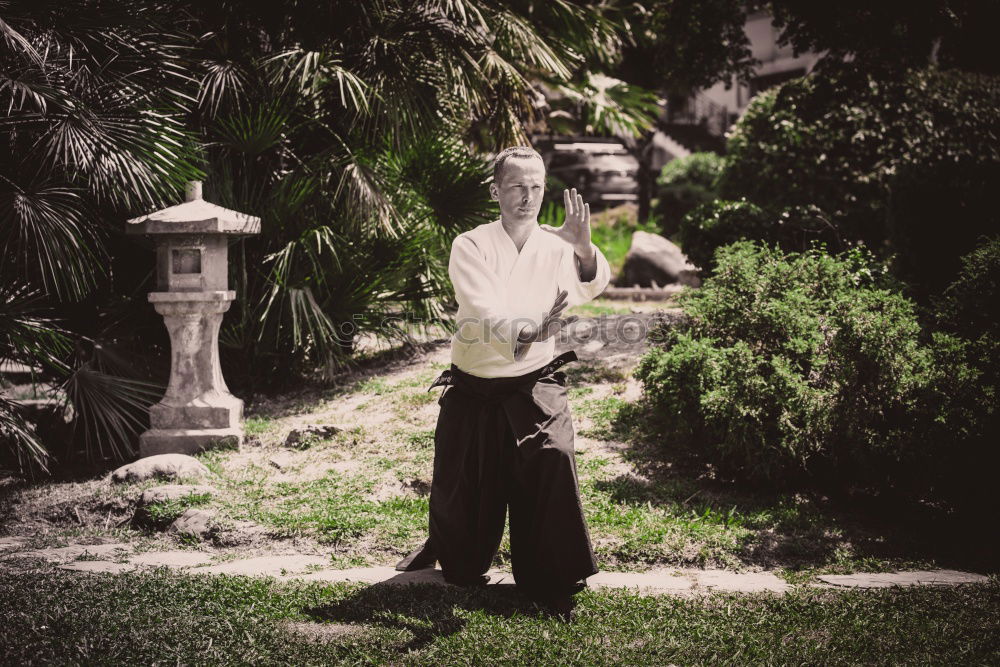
[541,188,592,252]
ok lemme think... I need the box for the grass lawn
[2,566,997,665]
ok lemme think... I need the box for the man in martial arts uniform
[397,146,611,619]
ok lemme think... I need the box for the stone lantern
[126,181,260,457]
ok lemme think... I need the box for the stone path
[1,538,991,594]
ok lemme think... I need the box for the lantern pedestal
[138,291,243,457]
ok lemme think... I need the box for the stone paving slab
[198,555,330,576]
[0,537,29,551]
[695,570,789,593]
[817,570,991,588]
[59,561,137,574]
[129,551,215,569]
[588,569,695,593]
[291,567,513,587]
[16,544,131,563]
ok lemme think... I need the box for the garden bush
[652,152,725,237]
[926,238,1000,510]
[678,200,841,273]
[714,61,1000,295]
[636,241,971,500]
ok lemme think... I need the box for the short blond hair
[492,145,544,185]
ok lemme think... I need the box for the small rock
[214,520,269,547]
[167,509,218,540]
[284,425,342,448]
[406,478,431,496]
[269,452,295,471]
[139,485,216,507]
[621,230,701,288]
[111,454,211,484]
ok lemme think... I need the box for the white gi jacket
[449,219,611,378]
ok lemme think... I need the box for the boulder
[621,231,701,288]
[111,454,210,484]
[284,424,342,448]
[167,508,218,540]
[138,484,216,507]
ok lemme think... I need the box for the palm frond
[61,365,161,464]
[0,282,72,371]
[264,48,371,113]
[197,55,251,119]
[0,184,103,301]
[213,102,291,155]
[0,397,50,476]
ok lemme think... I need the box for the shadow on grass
[303,582,547,652]
[603,402,999,575]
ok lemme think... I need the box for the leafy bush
[926,238,1000,508]
[717,61,1000,295]
[652,152,725,237]
[678,200,841,273]
[635,241,961,495]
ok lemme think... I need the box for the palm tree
[175,1,636,386]
[1,0,653,471]
[0,1,202,472]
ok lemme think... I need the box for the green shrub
[717,61,1000,295]
[937,237,1000,347]
[635,241,951,492]
[926,238,1000,509]
[678,199,841,273]
[652,152,725,237]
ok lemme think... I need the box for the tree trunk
[636,129,655,223]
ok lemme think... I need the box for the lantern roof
[127,181,260,236]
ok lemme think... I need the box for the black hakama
[397,350,598,599]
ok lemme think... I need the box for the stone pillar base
[139,427,242,457]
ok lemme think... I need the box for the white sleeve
[560,242,611,308]
[449,236,530,363]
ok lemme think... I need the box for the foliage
[177,1,637,388]
[718,61,1000,295]
[0,2,197,471]
[543,71,659,137]
[769,0,999,75]
[1,0,635,471]
[635,242,965,498]
[596,0,760,223]
[927,238,1000,507]
[677,200,841,273]
[652,152,725,237]
[615,0,757,94]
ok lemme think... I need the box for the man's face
[492,156,545,222]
